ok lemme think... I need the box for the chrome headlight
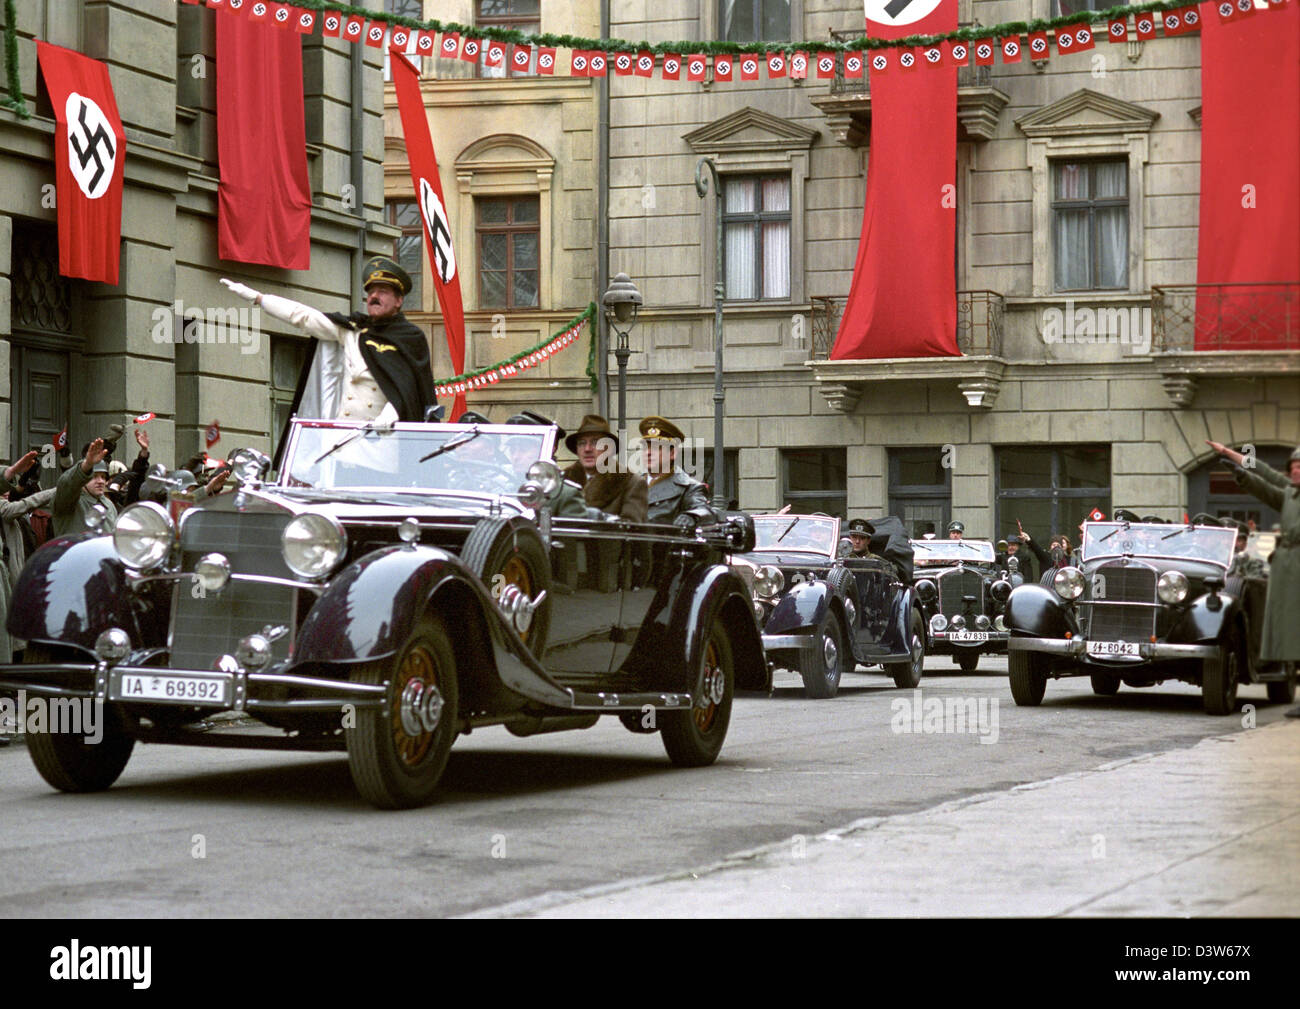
[1053,566,1085,600]
[915,579,937,603]
[974,614,991,631]
[930,613,948,633]
[281,513,347,580]
[753,564,785,599]
[1157,570,1189,604]
[193,553,231,593]
[113,501,174,571]
[990,578,1012,603]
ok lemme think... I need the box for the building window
[700,448,739,509]
[723,175,791,301]
[383,0,424,81]
[720,0,790,41]
[1052,0,1107,13]
[888,448,952,539]
[1052,160,1128,291]
[271,336,310,459]
[476,0,540,78]
[386,200,425,312]
[782,448,847,517]
[996,445,1111,542]
[477,196,540,309]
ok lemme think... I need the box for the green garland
[436,302,596,394]
[296,0,1202,54]
[1,0,30,119]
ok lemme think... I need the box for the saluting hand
[81,438,108,474]
[220,278,261,305]
[1206,440,1245,466]
[4,449,39,482]
[135,428,150,457]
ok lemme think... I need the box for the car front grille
[938,568,983,616]
[169,511,297,670]
[1084,562,1157,642]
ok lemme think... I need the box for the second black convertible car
[910,537,1010,672]
[729,514,924,698]
[1004,519,1297,714]
[1,419,765,807]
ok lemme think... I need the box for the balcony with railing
[809,27,1010,146]
[1151,282,1300,405]
[807,291,1008,412]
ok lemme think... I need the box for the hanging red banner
[946,39,968,65]
[538,46,556,73]
[816,51,837,77]
[1134,13,1157,38]
[766,51,787,77]
[588,52,608,76]
[1027,30,1049,57]
[662,53,682,78]
[1000,35,1021,62]
[635,51,655,76]
[439,32,460,57]
[714,54,735,80]
[293,7,315,33]
[35,41,126,284]
[1108,16,1128,40]
[686,54,708,80]
[612,51,634,74]
[393,53,469,420]
[740,54,760,80]
[342,15,365,43]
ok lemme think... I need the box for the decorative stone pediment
[455,134,554,172]
[1016,88,1159,138]
[684,107,819,155]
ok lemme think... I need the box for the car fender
[6,534,169,657]
[1004,583,1077,638]
[883,584,920,653]
[763,579,830,637]
[621,563,767,693]
[292,545,574,709]
[1167,592,1242,645]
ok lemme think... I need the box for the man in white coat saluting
[221,256,436,429]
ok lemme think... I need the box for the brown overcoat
[562,463,648,522]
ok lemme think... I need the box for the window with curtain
[720,0,791,42]
[1052,0,1107,12]
[723,175,791,301]
[1052,159,1128,291]
[477,196,540,309]
[386,200,424,312]
[476,0,540,78]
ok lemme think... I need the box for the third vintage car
[0,418,765,808]
[1004,519,1297,713]
[729,514,925,698]
[910,537,1011,673]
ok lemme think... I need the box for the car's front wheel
[1008,649,1048,706]
[1090,673,1120,696]
[889,609,925,688]
[25,646,135,793]
[1201,633,1242,716]
[660,615,734,767]
[347,614,459,809]
[798,611,844,699]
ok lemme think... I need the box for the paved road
[0,655,1290,917]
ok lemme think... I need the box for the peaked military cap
[639,415,685,442]
[362,256,412,296]
[947,520,965,534]
[847,518,873,535]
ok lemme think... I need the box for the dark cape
[324,310,436,423]
[863,515,915,582]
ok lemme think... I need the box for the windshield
[751,515,839,556]
[1082,522,1236,567]
[911,539,996,563]
[279,421,553,494]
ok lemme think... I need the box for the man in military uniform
[639,416,715,529]
[221,256,435,426]
[1207,439,1300,715]
[51,438,117,537]
[947,520,964,540]
[1228,521,1268,579]
[844,518,874,558]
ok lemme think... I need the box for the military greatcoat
[1234,460,1300,661]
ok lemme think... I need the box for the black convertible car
[1,419,765,808]
[1004,520,1296,714]
[910,537,1010,672]
[729,514,924,698]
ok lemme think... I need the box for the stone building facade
[1,0,393,475]
[599,0,1299,538]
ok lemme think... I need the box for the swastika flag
[36,42,126,284]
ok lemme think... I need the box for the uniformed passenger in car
[639,415,715,530]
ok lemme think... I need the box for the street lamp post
[695,157,727,513]
[601,272,642,444]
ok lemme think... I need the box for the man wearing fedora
[51,438,117,537]
[639,416,715,528]
[221,256,435,427]
[562,415,648,522]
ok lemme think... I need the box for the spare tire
[462,518,552,657]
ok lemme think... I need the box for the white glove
[220,278,260,303]
[370,414,396,433]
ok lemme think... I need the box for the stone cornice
[1016,87,1160,137]
[684,106,820,154]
